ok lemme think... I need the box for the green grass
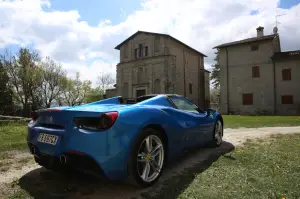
[177,134,300,199]
[223,115,300,128]
[0,122,28,152]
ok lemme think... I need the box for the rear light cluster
[74,112,118,131]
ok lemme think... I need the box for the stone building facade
[215,26,300,115]
[108,31,210,109]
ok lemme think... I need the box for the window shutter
[242,93,253,105]
[282,69,291,81]
[252,66,260,78]
[281,95,293,104]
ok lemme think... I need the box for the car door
[168,95,214,148]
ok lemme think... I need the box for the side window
[169,96,198,112]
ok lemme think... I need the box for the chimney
[256,26,264,37]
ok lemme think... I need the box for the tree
[210,49,220,89]
[40,57,67,108]
[0,59,14,115]
[84,86,105,103]
[3,48,42,116]
[59,72,92,106]
[28,66,44,111]
[210,87,220,104]
[97,73,115,90]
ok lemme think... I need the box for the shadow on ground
[18,141,235,199]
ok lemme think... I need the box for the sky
[0,0,300,87]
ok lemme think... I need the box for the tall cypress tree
[210,49,220,89]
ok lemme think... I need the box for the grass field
[175,134,300,199]
[223,115,300,128]
[0,122,28,152]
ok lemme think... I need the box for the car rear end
[27,106,134,180]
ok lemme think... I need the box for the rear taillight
[99,112,118,129]
[74,112,118,131]
[31,111,39,122]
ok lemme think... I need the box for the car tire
[127,127,166,188]
[209,118,223,147]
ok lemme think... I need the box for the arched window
[154,79,161,93]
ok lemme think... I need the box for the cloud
[62,59,117,87]
[0,0,300,85]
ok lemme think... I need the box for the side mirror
[195,107,205,113]
[205,109,211,117]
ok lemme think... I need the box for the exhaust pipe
[59,154,68,164]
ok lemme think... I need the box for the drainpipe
[202,58,206,109]
[272,57,277,115]
[225,48,229,114]
[202,69,206,109]
[198,56,201,107]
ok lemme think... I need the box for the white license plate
[38,133,59,145]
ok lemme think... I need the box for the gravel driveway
[1,126,300,199]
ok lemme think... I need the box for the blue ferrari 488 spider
[27,94,223,187]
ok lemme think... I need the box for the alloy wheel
[215,120,223,145]
[136,135,164,183]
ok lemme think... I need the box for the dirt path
[1,126,300,199]
[0,151,40,184]
[223,126,300,145]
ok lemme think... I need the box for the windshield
[169,96,199,113]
